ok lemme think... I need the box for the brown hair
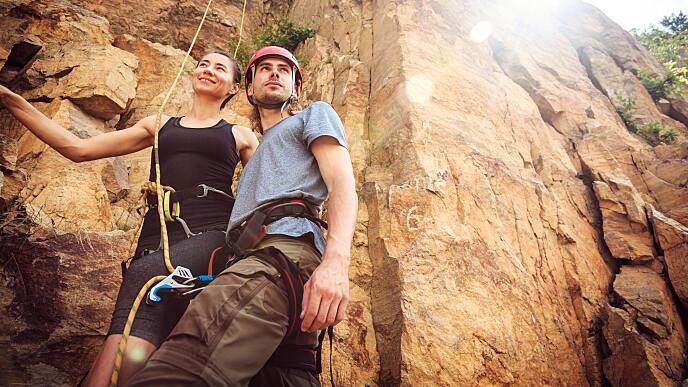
[198,49,241,109]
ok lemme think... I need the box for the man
[128,46,357,386]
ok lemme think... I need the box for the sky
[583,0,687,30]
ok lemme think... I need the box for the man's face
[249,57,294,104]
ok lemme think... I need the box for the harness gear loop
[197,183,233,199]
[162,190,180,222]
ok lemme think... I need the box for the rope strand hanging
[109,0,228,384]
[234,0,248,58]
[153,0,216,274]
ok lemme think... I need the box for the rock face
[603,266,687,387]
[650,208,688,309]
[593,177,654,262]
[1,229,127,386]
[1,0,688,386]
[112,34,195,127]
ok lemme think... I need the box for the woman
[0,50,259,386]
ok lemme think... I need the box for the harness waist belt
[147,184,234,208]
[227,199,327,254]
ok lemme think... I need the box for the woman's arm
[0,85,162,162]
[232,125,259,166]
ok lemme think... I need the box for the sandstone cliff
[1,0,687,386]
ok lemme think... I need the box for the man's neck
[259,106,287,131]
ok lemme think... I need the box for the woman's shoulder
[231,124,254,137]
[232,124,258,147]
[140,114,174,132]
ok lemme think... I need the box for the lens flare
[506,0,561,20]
[128,347,147,363]
[405,74,434,105]
[470,21,494,43]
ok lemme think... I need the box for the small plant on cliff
[637,122,681,145]
[254,18,315,52]
[612,90,681,145]
[613,91,639,131]
[637,67,687,101]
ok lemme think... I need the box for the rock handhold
[113,34,194,127]
[9,99,117,232]
[593,176,655,262]
[18,43,138,120]
[603,266,687,387]
[648,207,688,309]
[0,134,18,169]
[632,144,688,226]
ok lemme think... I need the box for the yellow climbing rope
[109,275,166,387]
[109,0,218,385]
[152,0,216,274]
[234,0,248,58]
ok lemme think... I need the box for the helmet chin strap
[249,64,298,113]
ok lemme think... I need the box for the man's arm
[300,136,358,332]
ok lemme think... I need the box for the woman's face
[192,53,239,102]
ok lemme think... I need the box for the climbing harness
[227,198,327,254]
[223,198,335,385]
[148,183,234,237]
[119,182,233,276]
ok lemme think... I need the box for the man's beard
[257,89,289,104]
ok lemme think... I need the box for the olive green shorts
[128,235,321,387]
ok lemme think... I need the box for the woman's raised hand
[0,84,14,107]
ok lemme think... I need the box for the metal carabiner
[196,184,233,200]
[197,184,211,198]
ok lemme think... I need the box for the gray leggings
[107,230,226,346]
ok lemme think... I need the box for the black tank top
[135,117,239,254]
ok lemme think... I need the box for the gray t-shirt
[228,101,348,254]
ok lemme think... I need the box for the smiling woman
[0,48,260,387]
[195,50,242,109]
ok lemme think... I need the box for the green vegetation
[253,18,315,52]
[613,90,681,145]
[228,37,254,71]
[637,121,681,144]
[228,18,315,82]
[613,91,637,129]
[632,12,688,99]
[637,67,686,101]
[661,11,688,33]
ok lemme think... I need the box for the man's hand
[300,248,350,332]
[299,135,357,332]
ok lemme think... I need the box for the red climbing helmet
[244,46,302,105]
